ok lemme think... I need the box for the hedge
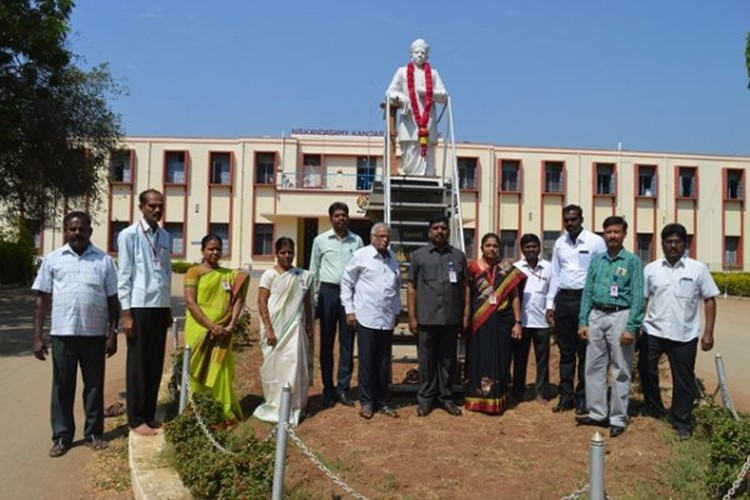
[711,272,750,298]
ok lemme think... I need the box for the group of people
[32,193,719,459]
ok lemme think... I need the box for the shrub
[165,392,275,499]
[694,402,750,498]
[711,272,750,298]
[172,261,199,274]
[0,229,36,286]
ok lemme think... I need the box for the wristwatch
[514,320,522,325]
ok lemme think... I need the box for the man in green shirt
[576,216,644,438]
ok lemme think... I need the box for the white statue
[386,38,448,176]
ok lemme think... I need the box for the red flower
[407,62,433,157]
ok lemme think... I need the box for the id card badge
[300,277,308,291]
[221,279,231,291]
[609,282,619,297]
[489,294,498,305]
[152,257,162,270]
[448,270,457,283]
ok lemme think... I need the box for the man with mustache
[638,223,719,439]
[117,189,173,436]
[576,216,644,438]
[32,211,120,457]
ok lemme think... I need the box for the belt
[593,304,630,313]
[558,288,583,297]
[320,282,340,290]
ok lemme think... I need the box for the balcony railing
[275,171,378,191]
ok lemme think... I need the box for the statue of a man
[386,39,448,176]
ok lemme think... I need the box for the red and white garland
[406,62,433,157]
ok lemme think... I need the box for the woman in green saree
[184,234,249,421]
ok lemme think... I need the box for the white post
[178,346,191,414]
[715,353,740,420]
[271,382,293,500]
[589,431,605,500]
[172,318,179,352]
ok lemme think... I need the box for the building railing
[274,171,377,191]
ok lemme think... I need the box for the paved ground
[0,280,747,499]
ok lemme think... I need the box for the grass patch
[87,415,131,495]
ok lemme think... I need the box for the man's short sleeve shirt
[32,244,117,336]
[643,257,720,342]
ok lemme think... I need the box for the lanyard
[139,220,160,258]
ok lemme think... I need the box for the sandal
[104,401,125,418]
[379,406,400,418]
[359,408,374,420]
[83,435,108,451]
[49,439,71,458]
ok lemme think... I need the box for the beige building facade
[33,134,750,272]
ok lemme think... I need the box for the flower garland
[406,62,433,157]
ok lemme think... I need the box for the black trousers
[511,327,551,400]
[126,308,170,428]
[554,291,586,405]
[417,324,459,406]
[638,332,698,433]
[317,284,355,399]
[50,336,106,442]
[357,324,394,410]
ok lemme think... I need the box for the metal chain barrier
[284,423,370,500]
[560,484,589,500]
[723,453,750,500]
[183,370,235,455]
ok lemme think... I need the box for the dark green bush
[0,232,36,286]
[694,403,750,498]
[165,392,275,499]
[711,272,750,297]
[172,261,199,274]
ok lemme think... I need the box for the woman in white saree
[254,237,314,426]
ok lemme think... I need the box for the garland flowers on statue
[406,61,433,157]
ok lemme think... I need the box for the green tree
[0,0,123,224]
[746,31,750,89]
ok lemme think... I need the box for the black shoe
[576,416,609,428]
[338,392,355,407]
[609,425,626,438]
[322,397,337,408]
[552,400,575,413]
[575,402,588,415]
[49,438,71,458]
[441,401,462,416]
[359,406,374,420]
[676,429,693,440]
[417,403,433,417]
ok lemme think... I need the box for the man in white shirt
[512,233,552,405]
[32,211,119,457]
[340,223,401,419]
[117,189,173,436]
[545,204,606,414]
[639,223,719,439]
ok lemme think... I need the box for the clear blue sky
[69,0,750,156]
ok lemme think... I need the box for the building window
[685,234,693,258]
[253,223,274,255]
[500,230,517,260]
[210,152,231,185]
[544,161,564,194]
[595,163,615,196]
[302,154,323,188]
[109,221,128,252]
[463,228,475,259]
[500,159,520,192]
[726,169,744,200]
[357,156,376,191]
[457,157,478,190]
[638,165,657,197]
[165,151,187,184]
[109,150,132,183]
[542,230,559,261]
[163,222,184,255]
[678,167,696,198]
[255,152,276,185]
[725,236,740,268]
[209,223,230,256]
[636,233,653,264]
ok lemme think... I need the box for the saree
[464,260,526,414]
[184,266,249,421]
[253,267,314,427]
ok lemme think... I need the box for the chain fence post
[172,317,179,352]
[715,353,740,420]
[589,431,605,500]
[178,345,192,414]
[272,382,292,500]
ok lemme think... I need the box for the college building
[31,133,750,271]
